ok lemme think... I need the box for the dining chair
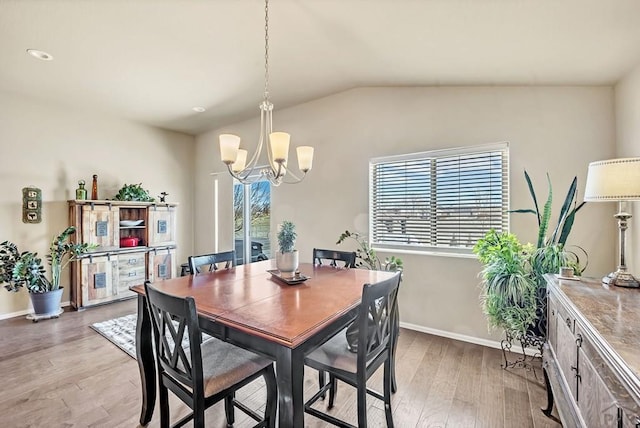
[313,248,356,268]
[188,250,236,274]
[312,248,357,396]
[144,281,277,428]
[304,272,401,428]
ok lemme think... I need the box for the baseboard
[399,321,540,357]
[0,300,71,321]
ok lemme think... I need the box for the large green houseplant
[0,226,93,316]
[474,171,587,338]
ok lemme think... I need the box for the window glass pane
[233,180,271,265]
[370,143,509,255]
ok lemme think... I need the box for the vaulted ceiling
[2,0,640,135]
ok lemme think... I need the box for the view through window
[234,180,271,265]
[369,142,509,255]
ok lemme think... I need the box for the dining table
[130,259,397,428]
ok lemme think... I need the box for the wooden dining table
[130,260,397,428]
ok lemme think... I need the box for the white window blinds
[369,143,509,255]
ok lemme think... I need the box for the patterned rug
[91,313,138,359]
[90,313,212,360]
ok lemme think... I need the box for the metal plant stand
[501,330,545,378]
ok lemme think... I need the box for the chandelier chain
[264,0,269,101]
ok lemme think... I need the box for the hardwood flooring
[0,300,560,427]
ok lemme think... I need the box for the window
[234,180,271,265]
[369,142,509,256]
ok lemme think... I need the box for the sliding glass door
[233,180,271,265]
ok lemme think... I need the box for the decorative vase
[276,250,299,276]
[29,287,64,316]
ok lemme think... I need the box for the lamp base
[602,271,640,288]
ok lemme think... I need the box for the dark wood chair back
[144,281,278,427]
[312,248,356,268]
[144,282,204,402]
[188,250,236,274]
[303,271,401,427]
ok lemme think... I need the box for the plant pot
[29,288,64,316]
[276,250,299,276]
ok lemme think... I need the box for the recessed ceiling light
[192,107,206,113]
[27,49,53,61]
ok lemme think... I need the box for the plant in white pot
[276,220,298,276]
[0,226,92,318]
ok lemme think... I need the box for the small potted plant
[276,220,298,276]
[0,226,93,318]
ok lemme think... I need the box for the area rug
[91,313,212,360]
[91,313,138,359]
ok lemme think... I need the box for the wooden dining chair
[144,281,277,428]
[188,250,236,274]
[304,272,401,428]
[312,248,357,396]
[313,248,356,268]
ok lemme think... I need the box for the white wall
[0,92,195,317]
[195,86,616,342]
[615,64,640,274]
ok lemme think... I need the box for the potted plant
[0,226,93,317]
[276,220,298,275]
[336,230,403,272]
[474,171,587,340]
[113,183,155,202]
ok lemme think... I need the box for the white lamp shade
[297,146,314,172]
[584,157,640,201]
[231,149,248,173]
[269,132,290,163]
[219,134,241,164]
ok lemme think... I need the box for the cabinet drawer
[118,252,146,289]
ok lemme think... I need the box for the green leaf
[524,171,541,226]
[537,174,553,248]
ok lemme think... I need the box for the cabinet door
[578,344,619,427]
[81,205,119,250]
[622,412,640,427]
[556,308,578,401]
[147,206,176,247]
[117,252,147,293]
[81,255,119,306]
[548,294,559,352]
[148,248,176,282]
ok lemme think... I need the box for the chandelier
[219,0,314,186]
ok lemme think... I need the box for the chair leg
[391,337,398,393]
[356,379,368,428]
[328,375,337,409]
[318,369,326,400]
[158,383,170,428]
[225,393,235,427]
[263,365,278,428]
[384,358,395,428]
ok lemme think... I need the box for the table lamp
[584,157,640,288]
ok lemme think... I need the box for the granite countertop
[546,274,640,401]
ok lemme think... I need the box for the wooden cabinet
[68,200,178,309]
[543,275,640,428]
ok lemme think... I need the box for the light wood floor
[0,299,561,427]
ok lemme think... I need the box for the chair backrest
[356,272,401,370]
[144,281,204,399]
[313,248,356,268]
[188,250,236,274]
